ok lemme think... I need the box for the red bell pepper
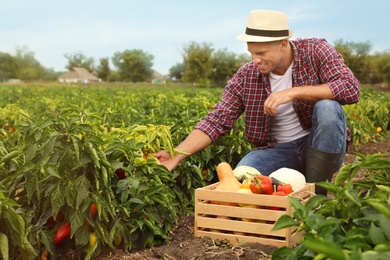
[250,179,262,194]
[250,175,273,195]
[54,222,71,244]
[269,187,287,210]
[258,175,273,194]
[271,177,293,194]
[277,183,293,195]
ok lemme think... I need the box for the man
[154,10,360,195]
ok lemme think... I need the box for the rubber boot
[306,146,339,195]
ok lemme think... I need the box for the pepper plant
[0,189,36,260]
[272,153,390,260]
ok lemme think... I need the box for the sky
[1,0,389,75]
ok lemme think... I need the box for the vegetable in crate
[250,175,273,194]
[270,177,293,194]
[269,168,306,192]
[268,187,287,210]
[212,162,242,206]
[233,165,261,182]
[215,162,241,192]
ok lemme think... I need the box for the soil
[91,136,390,260]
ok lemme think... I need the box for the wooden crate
[194,183,315,248]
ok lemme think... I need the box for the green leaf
[51,184,65,218]
[86,143,100,169]
[129,198,145,205]
[24,143,38,162]
[69,209,84,237]
[78,124,93,132]
[366,200,390,218]
[378,214,390,241]
[15,161,37,175]
[19,236,37,259]
[316,181,338,194]
[3,210,25,244]
[39,230,55,255]
[369,222,386,244]
[271,246,297,260]
[75,175,90,210]
[344,189,361,206]
[74,226,89,247]
[41,133,60,165]
[0,150,20,163]
[302,239,347,260]
[70,135,80,161]
[272,214,298,231]
[65,182,76,206]
[0,198,19,208]
[305,195,330,210]
[0,232,9,260]
[45,165,61,178]
[318,217,341,230]
[288,196,305,212]
[25,170,39,204]
[335,164,354,185]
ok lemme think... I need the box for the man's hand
[264,85,334,115]
[153,129,212,171]
[153,150,181,171]
[264,89,294,115]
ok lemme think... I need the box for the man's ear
[280,39,289,49]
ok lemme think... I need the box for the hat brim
[236,30,293,42]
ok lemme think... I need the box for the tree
[371,51,390,84]
[169,62,184,81]
[0,52,17,81]
[334,39,372,83]
[13,46,45,81]
[64,52,95,72]
[181,41,214,87]
[112,49,154,82]
[210,48,250,87]
[96,57,111,82]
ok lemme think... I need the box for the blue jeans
[236,100,347,176]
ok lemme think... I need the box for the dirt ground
[92,136,390,260]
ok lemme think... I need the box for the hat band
[245,27,289,37]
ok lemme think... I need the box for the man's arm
[264,83,333,115]
[154,129,212,171]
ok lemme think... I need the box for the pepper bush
[0,84,389,259]
[272,153,390,260]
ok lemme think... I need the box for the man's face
[247,40,285,75]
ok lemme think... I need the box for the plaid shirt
[195,38,360,148]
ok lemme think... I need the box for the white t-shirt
[269,62,309,143]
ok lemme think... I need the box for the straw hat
[237,10,293,42]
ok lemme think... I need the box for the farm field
[109,137,390,260]
[0,83,389,260]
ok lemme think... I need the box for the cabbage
[233,166,261,182]
[269,168,306,191]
